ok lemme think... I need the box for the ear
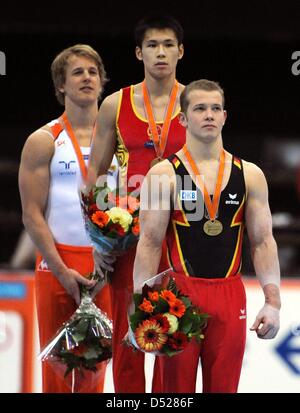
[223,110,227,125]
[179,112,187,127]
[135,46,143,61]
[178,44,184,60]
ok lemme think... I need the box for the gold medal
[203,219,223,236]
[150,157,162,168]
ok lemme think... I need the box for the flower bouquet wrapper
[125,268,209,357]
[38,293,113,393]
[79,183,140,287]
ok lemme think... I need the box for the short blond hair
[180,79,225,114]
[51,44,108,105]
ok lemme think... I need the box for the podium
[0,272,36,393]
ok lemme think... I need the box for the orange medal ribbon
[142,80,179,160]
[183,144,225,221]
[60,112,88,181]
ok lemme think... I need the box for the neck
[64,100,98,128]
[186,135,224,161]
[143,74,177,97]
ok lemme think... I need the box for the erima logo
[180,190,197,201]
[239,309,247,320]
[225,193,239,205]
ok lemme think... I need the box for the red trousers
[35,243,112,393]
[110,243,169,393]
[158,274,247,393]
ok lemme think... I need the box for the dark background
[1,1,300,273]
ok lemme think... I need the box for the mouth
[80,86,94,92]
[155,62,168,67]
[203,124,216,128]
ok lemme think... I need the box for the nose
[82,69,91,81]
[157,44,166,57]
[205,108,214,120]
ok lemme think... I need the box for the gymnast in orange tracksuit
[19,44,115,393]
[88,15,186,393]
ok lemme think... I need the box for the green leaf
[181,295,191,307]
[129,311,147,331]
[133,293,143,308]
[153,298,169,314]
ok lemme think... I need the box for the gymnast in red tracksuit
[88,15,186,393]
[133,79,281,393]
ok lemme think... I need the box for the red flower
[168,332,188,351]
[109,223,126,236]
[71,343,88,356]
[150,314,170,333]
[169,298,186,318]
[89,203,99,215]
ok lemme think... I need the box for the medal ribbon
[183,144,225,221]
[142,80,179,159]
[60,112,88,181]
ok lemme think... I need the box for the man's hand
[250,303,280,339]
[57,268,96,306]
[93,248,117,275]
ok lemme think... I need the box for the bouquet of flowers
[79,182,140,285]
[38,274,112,393]
[127,269,209,356]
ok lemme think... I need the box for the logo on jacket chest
[225,193,240,205]
[58,160,76,176]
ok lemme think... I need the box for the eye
[89,68,98,76]
[73,69,83,76]
[194,105,205,111]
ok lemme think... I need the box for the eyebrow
[145,38,177,43]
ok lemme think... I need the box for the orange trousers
[35,243,112,393]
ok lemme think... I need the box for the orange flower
[127,196,140,214]
[169,298,186,318]
[135,319,168,352]
[132,223,140,236]
[138,298,154,313]
[148,291,159,302]
[91,211,110,228]
[160,290,177,305]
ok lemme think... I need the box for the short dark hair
[134,14,184,48]
[180,79,225,114]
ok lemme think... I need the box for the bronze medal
[150,157,162,168]
[203,219,223,236]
